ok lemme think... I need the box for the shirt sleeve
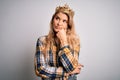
[58,44,80,73]
[34,38,66,79]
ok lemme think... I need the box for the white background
[0,0,120,80]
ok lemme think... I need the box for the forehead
[55,12,68,20]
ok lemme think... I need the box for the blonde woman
[34,4,84,80]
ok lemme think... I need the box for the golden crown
[55,4,74,17]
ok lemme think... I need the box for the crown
[55,4,74,17]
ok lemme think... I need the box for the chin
[54,29,59,32]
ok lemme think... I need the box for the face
[53,12,68,32]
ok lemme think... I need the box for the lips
[55,26,61,29]
[53,27,60,33]
[55,27,59,29]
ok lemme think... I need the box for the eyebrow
[55,15,68,21]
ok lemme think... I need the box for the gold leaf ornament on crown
[55,4,74,18]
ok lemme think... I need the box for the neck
[54,37,60,46]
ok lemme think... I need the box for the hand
[69,63,84,75]
[56,28,67,45]
[65,63,84,79]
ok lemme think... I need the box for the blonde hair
[44,4,80,56]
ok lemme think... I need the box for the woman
[34,4,83,80]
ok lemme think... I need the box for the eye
[55,16,59,20]
[63,20,67,23]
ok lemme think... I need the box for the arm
[34,37,66,78]
[56,28,80,73]
[58,44,80,73]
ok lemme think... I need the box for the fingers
[74,68,81,74]
[76,65,83,74]
[75,69,80,74]
[56,28,66,39]
[70,68,80,75]
[70,63,84,75]
[77,63,84,70]
[78,63,84,67]
[80,64,84,67]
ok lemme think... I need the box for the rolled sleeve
[58,45,80,72]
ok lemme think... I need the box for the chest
[47,46,61,67]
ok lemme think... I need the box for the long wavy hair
[43,5,80,56]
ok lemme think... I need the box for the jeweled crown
[55,4,74,17]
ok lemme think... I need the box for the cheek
[53,19,58,25]
[64,24,68,29]
[52,21,56,28]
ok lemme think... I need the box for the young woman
[34,4,83,80]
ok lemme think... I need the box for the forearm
[58,45,79,72]
[35,64,65,78]
[35,51,66,78]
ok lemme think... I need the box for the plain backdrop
[0,0,120,80]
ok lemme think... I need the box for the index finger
[78,64,84,67]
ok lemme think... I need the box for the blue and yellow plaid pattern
[34,36,80,80]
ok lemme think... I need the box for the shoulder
[37,35,47,44]
[38,35,47,41]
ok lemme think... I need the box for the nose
[58,20,62,26]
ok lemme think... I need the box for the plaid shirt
[34,36,80,80]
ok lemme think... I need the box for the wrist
[60,40,68,47]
